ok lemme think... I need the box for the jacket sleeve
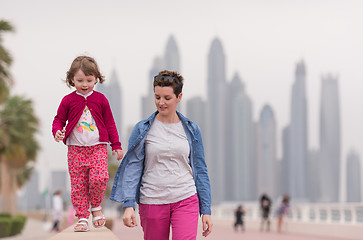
[110,122,145,209]
[193,124,212,215]
[52,96,68,138]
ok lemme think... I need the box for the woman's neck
[156,112,180,123]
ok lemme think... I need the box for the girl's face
[154,86,182,118]
[72,69,97,95]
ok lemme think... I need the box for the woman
[111,70,213,239]
[276,194,290,233]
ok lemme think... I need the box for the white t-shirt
[140,118,197,204]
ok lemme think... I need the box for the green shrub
[0,218,11,238]
[0,213,11,218]
[15,215,27,232]
[8,215,27,236]
[9,218,20,236]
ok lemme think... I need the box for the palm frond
[0,20,14,36]
[16,165,34,188]
[0,95,39,167]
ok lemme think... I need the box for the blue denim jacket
[110,111,212,215]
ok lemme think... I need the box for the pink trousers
[67,144,108,219]
[139,194,199,240]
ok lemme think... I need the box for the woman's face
[154,86,182,117]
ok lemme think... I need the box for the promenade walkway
[111,217,344,240]
[0,217,350,240]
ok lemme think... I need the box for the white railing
[212,201,363,225]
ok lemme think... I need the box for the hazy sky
[1,0,362,196]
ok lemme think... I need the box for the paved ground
[1,218,56,240]
[111,217,344,240]
[1,217,345,240]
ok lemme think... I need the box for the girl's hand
[123,207,137,227]
[202,214,213,237]
[113,149,124,161]
[54,129,65,142]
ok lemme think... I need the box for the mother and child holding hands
[52,55,213,239]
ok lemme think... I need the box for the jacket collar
[145,111,191,125]
[144,111,197,140]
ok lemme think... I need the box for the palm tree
[0,19,14,103]
[0,96,39,213]
[0,20,39,213]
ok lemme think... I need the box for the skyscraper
[163,35,180,71]
[142,35,181,118]
[230,74,254,201]
[280,126,290,197]
[307,150,320,202]
[206,38,227,203]
[319,74,341,202]
[95,69,123,139]
[225,73,243,200]
[289,60,308,201]
[107,70,123,136]
[257,105,277,199]
[94,69,123,158]
[51,170,70,205]
[346,150,361,202]
[20,170,45,210]
[186,96,206,138]
[142,57,163,119]
[163,35,182,112]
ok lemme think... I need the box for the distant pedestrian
[276,194,290,233]
[234,205,245,232]
[260,193,272,231]
[51,190,63,232]
[52,55,124,232]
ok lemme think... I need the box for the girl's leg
[170,194,199,240]
[68,146,90,220]
[277,215,283,232]
[88,144,108,227]
[52,221,58,231]
[139,203,171,240]
[88,144,108,208]
[54,220,60,231]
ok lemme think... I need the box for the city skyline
[21,35,357,205]
[0,0,362,201]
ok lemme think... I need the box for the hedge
[10,215,27,236]
[0,214,27,238]
[0,213,11,218]
[0,218,11,238]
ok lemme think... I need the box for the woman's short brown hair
[153,70,184,96]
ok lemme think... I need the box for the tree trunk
[0,156,11,212]
[0,157,17,214]
[9,168,17,214]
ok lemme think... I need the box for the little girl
[52,55,124,232]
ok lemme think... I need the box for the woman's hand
[202,214,213,237]
[123,207,137,227]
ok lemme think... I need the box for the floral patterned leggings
[67,144,109,219]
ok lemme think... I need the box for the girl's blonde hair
[65,56,105,87]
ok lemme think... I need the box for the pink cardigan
[52,91,122,150]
